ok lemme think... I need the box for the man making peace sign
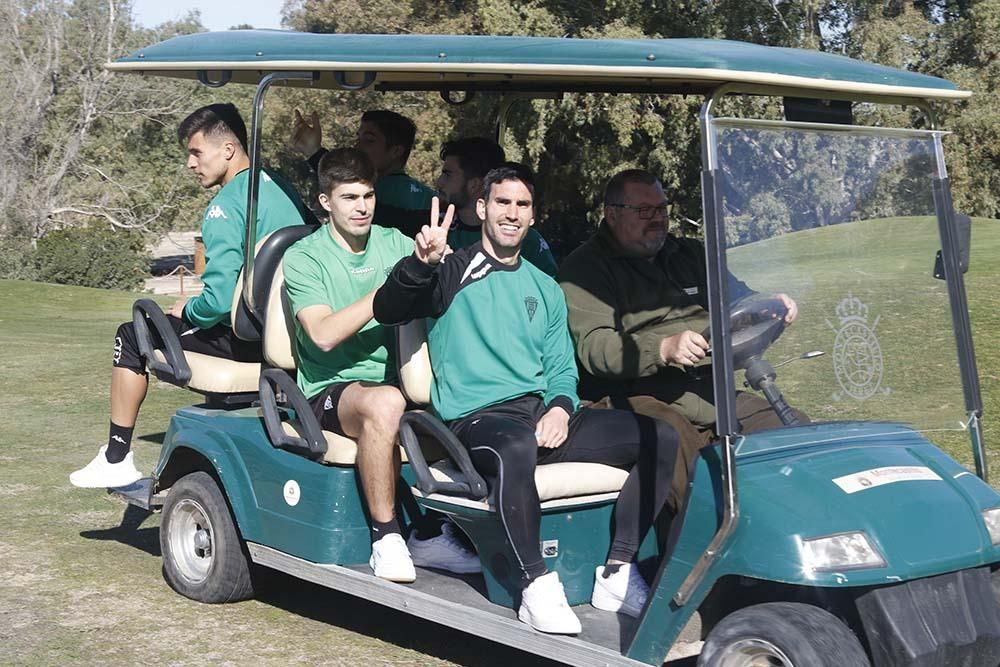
[282,147,477,583]
[374,163,681,635]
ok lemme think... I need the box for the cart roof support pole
[673,89,741,606]
[242,71,315,312]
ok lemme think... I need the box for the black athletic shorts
[308,381,356,437]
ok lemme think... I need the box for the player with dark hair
[71,103,309,488]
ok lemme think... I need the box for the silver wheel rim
[716,638,793,667]
[168,498,215,584]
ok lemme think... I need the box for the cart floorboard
[248,543,702,665]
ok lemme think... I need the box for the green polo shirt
[283,224,412,399]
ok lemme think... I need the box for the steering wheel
[701,296,788,369]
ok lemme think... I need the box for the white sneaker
[591,563,649,618]
[408,522,482,574]
[70,446,142,489]
[517,571,582,634]
[369,533,416,583]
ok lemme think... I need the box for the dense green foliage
[274,0,1000,253]
[1,0,999,275]
[35,224,149,290]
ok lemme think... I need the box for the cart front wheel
[698,602,869,667]
[160,471,254,603]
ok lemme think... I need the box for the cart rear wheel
[160,471,254,603]
[698,602,869,667]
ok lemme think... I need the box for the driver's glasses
[608,202,672,220]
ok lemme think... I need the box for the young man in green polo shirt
[71,103,309,489]
[283,147,478,582]
[291,109,435,237]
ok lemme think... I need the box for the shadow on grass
[252,570,561,667]
[137,432,167,445]
[80,504,160,557]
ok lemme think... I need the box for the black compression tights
[450,396,678,582]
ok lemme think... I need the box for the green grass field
[0,218,997,664]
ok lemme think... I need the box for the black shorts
[114,315,262,374]
[308,381,356,437]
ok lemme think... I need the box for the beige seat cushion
[153,350,260,394]
[263,261,297,370]
[280,422,446,466]
[429,460,629,503]
[398,319,432,405]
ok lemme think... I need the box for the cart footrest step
[107,477,163,510]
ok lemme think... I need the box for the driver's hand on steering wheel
[659,330,710,367]
[775,293,798,324]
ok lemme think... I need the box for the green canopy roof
[108,31,969,102]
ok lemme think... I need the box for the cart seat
[261,257,444,465]
[152,350,260,394]
[136,225,316,399]
[418,460,628,510]
[277,420,442,465]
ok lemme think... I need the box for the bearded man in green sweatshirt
[71,103,309,489]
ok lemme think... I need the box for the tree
[0,0,208,248]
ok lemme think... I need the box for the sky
[131,0,286,32]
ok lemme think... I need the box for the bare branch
[47,206,144,230]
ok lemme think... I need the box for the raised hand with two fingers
[415,196,456,265]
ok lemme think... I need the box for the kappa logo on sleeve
[206,205,227,220]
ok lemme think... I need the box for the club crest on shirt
[524,296,538,322]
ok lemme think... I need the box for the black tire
[160,471,254,603]
[698,602,870,667]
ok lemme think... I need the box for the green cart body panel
[156,406,374,565]
[157,406,661,606]
[626,422,1000,663]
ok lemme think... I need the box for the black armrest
[398,410,488,500]
[132,299,191,385]
[258,368,327,461]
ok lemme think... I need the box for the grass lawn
[0,282,554,666]
[0,218,997,664]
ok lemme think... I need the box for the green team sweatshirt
[374,243,579,421]
[184,168,308,329]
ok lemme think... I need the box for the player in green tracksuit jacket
[71,103,308,490]
[374,163,680,635]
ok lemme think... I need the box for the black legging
[450,396,678,583]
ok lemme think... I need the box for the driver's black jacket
[558,222,751,426]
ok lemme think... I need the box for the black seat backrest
[232,223,319,342]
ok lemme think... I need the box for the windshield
[711,120,967,449]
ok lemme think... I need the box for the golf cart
[106,32,998,666]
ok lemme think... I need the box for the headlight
[801,532,886,572]
[982,508,1000,545]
